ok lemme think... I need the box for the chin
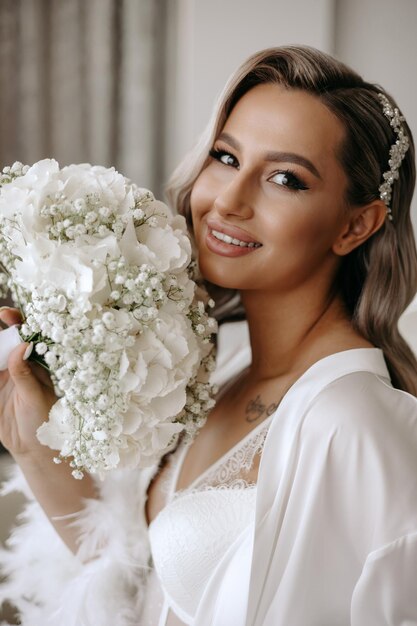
[197,257,245,290]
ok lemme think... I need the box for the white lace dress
[141,413,272,625]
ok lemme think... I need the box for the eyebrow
[217,132,322,180]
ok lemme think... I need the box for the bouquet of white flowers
[0,160,217,478]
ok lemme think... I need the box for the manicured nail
[0,306,10,313]
[23,343,33,360]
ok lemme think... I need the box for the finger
[0,307,23,327]
[29,361,55,391]
[7,342,44,401]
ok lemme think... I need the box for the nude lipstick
[204,220,262,258]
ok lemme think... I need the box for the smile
[210,229,262,248]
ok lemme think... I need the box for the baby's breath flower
[98,225,109,237]
[93,430,107,441]
[51,327,65,343]
[102,312,115,328]
[97,394,110,409]
[0,159,217,477]
[133,208,144,220]
[99,207,111,218]
[82,352,96,367]
[74,198,86,212]
[35,342,48,355]
[20,323,30,336]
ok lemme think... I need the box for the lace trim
[170,415,272,501]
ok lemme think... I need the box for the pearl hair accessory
[377,93,410,222]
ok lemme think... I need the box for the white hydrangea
[0,160,217,478]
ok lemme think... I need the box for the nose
[213,171,254,219]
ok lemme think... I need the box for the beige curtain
[0,0,166,193]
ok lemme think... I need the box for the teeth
[211,229,261,248]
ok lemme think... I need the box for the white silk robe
[195,346,417,626]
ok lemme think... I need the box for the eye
[209,148,239,168]
[269,169,309,191]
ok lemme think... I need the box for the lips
[206,219,262,247]
[211,229,261,248]
[203,219,262,258]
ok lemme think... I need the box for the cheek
[264,209,316,243]
[264,207,340,266]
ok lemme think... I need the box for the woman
[1,46,417,626]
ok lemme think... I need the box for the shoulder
[256,362,417,556]
[298,370,417,487]
[280,372,417,547]
[296,372,417,528]
[303,369,417,448]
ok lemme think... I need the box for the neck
[240,284,355,382]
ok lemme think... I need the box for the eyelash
[208,148,309,191]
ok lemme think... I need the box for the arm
[0,308,97,554]
[12,448,98,554]
[351,531,417,626]
[249,372,417,626]
[0,459,153,626]
[0,308,154,625]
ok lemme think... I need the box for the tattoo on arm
[245,394,279,423]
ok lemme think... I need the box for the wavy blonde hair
[166,46,417,395]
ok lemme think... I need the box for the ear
[332,200,388,256]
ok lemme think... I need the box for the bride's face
[190,83,351,293]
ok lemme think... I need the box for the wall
[162,0,417,231]
[334,0,417,227]
[163,0,335,181]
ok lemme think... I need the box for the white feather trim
[0,323,247,625]
[0,461,156,626]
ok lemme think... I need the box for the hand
[0,307,57,457]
